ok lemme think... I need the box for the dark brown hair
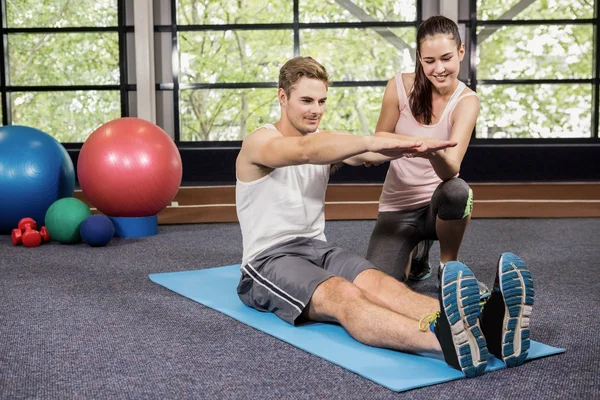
[278,56,330,97]
[410,16,462,124]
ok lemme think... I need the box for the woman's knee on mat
[433,178,473,220]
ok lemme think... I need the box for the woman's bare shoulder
[401,73,415,96]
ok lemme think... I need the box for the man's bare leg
[306,276,441,355]
[352,268,439,320]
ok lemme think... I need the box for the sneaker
[421,261,489,377]
[481,252,535,368]
[409,239,433,281]
[438,263,492,302]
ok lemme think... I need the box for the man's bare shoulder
[237,127,282,182]
[243,126,282,146]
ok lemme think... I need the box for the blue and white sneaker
[438,263,492,302]
[481,252,535,367]
[422,261,489,377]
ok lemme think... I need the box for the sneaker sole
[498,252,535,367]
[441,261,489,377]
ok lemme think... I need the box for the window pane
[477,0,593,20]
[12,91,121,142]
[179,89,279,141]
[177,0,292,24]
[477,25,593,80]
[7,0,118,28]
[300,0,416,23]
[321,86,385,135]
[9,33,120,86]
[179,31,293,84]
[179,86,386,141]
[300,28,416,81]
[477,84,592,138]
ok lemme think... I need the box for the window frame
[160,0,422,145]
[463,0,600,144]
[167,0,598,183]
[0,0,134,148]
[0,0,597,183]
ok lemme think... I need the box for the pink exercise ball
[77,117,182,217]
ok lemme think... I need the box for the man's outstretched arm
[339,132,457,166]
[239,128,424,169]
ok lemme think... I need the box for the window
[1,1,596,183]
[471,0,596,139]
[169,0,419,142]
[0,0,131,142]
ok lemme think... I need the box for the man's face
[280,77,327,134]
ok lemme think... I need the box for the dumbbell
[11,217,42,248]
[39,226,51,244]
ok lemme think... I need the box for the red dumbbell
[39,226,51,244]
[11,228,21,245]
[11,218,42,248]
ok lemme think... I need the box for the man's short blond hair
[278,56,330,97]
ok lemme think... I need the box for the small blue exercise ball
[80,215,115,247]
[0,125,75,234]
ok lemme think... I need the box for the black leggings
[365,178,473,281]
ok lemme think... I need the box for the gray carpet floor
[1,218,599,399]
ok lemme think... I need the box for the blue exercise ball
[0,126,75,234]
[80,215,115,247]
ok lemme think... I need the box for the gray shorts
[237,237,377,325]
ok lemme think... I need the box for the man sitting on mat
[235,56,535,377]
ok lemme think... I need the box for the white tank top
[236,124,330,266]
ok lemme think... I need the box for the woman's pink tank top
[379,73,477,212]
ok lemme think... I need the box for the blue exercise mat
[149,265,564,392]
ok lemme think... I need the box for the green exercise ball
[45,197,92,244]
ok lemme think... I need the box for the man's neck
[273,119,313,137]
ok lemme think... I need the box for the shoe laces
[418,311,440,332]
[479,296,489,314]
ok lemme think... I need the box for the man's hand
[366,136,424,158]
[403,138,457,159]
[342,134,458,167]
